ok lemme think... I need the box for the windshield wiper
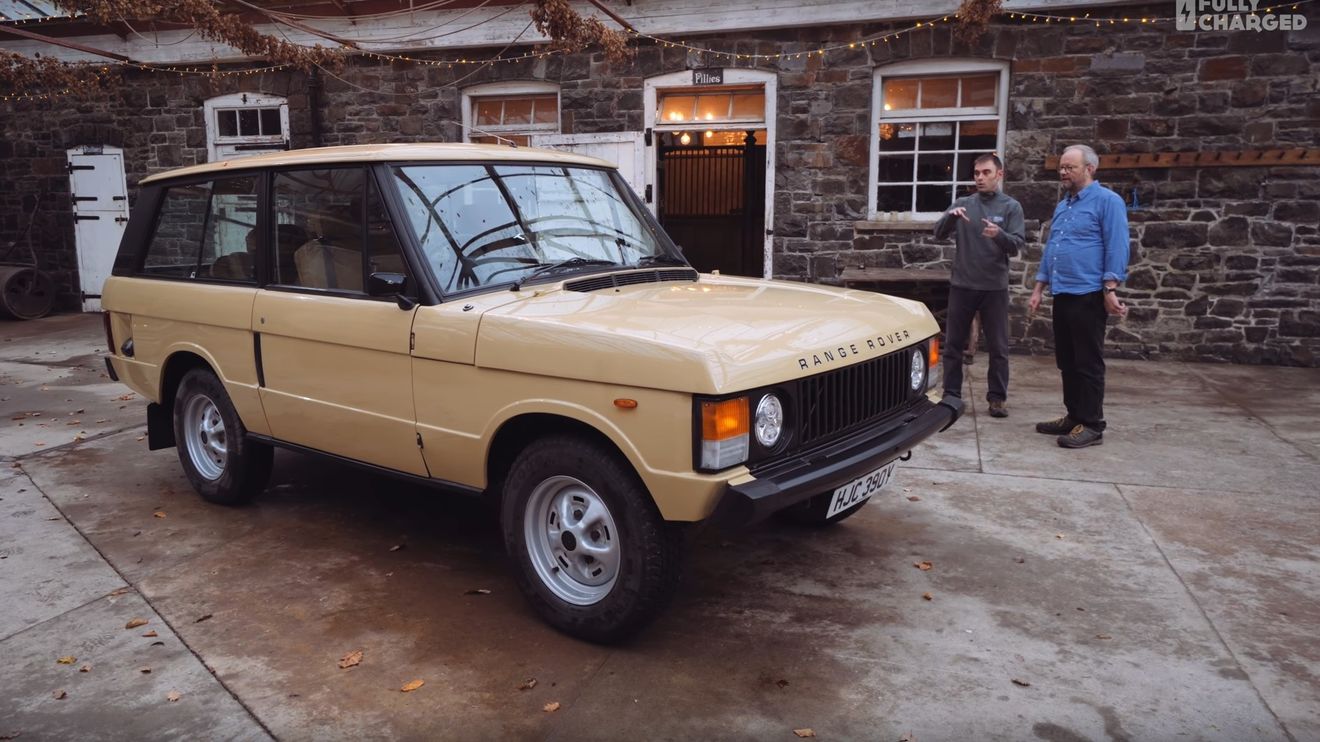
[634,254,688,268]
[511,257,619,291]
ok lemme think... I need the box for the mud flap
[146,402,175,450]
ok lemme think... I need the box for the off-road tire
[172,368,273,506]
[501,435,685,643]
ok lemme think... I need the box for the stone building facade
[2,2,1317,364]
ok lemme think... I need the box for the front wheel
[501,435,684,643]
[173,368,273,506]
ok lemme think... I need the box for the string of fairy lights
[1,2,1313,103]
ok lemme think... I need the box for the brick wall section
[2,7,1317,364]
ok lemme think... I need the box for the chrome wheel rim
[523,475,620,606]
[182,394,227,481]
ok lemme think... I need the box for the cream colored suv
[102,144,963,642]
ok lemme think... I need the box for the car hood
[475,273,939,394]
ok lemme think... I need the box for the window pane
[916,153,955,182]
[875,185,912,212]
[918,122,955,151]
[962,75,997,107]
[273,168,367,291]
[878,123,916,152]
[475,99,502,126]
[217,110,237,137]
[531,95,558,125]
[957,152,995,180]
[202,177,259,282]
[238,109,260,136]
[696,94,730,122]
[660,95,696,123]
[882,79,917,111]
[502,98,534,126]
[260,108,281,136]
[143,183,210,277]
[916,184,956,212]
[919,78,958,108]
[959,120,998,150]
[876,155,915,183]
[730,92,764,120]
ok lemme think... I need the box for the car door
[253,165,428,476]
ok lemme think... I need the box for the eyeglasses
[1058,164,1083,173]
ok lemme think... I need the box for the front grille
[797,349,912,448]
[564,268,698,293]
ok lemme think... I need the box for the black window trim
[128,172,263,286]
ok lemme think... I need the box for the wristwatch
[1103,286,1118,294]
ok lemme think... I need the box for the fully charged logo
[1176,0,1309,31]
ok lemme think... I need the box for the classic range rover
[102,144,963,642]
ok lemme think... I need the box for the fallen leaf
[125,618,148,629]
[464,589,492,595]
[153,511,166,519]
[150,641,165,647]
[53,689,67,700]
[135,436,145,442]
[117,394,135,401]
[75,409,85,414]
[1014,557,1026,564]
[109,587,131,597]
[913,561,933,571]
[899,734,916,742]
[776,679,790,689]
[338,650,363,669]
[388,544,406,552]
[139,667,152,674]
[56,656,76,665]
[142,630,158,638]
[166,691,182,702]
[1096,634,1112,640]
[194,614,213,623]
[906,495,921,502]
[517,678,537,691]
[542,701,561,713]
[793,729,816,738]
[401,679,424,693]
[1011,678,1031,687]
[1055,533,1065,540]
[922,592,933,601]
[79,665,90,673]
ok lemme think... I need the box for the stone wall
[1,4,1317,364]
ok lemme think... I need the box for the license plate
[826,460,898,518]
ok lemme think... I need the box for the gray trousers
[942,286,1010,402]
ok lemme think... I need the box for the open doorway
[645,70,777,278]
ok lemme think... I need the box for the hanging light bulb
[705,130,715,139]
[679,132,691,145]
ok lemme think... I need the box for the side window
[142,176,258,282]
[273,167,365,291]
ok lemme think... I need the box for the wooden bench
[838,267,951,289]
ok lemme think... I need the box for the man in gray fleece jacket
[932,153,1026,417]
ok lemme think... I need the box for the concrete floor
[2,313,1318,741]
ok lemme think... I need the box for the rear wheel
[501,435,684,643]
[173,368,272,506]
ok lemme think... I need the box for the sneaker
[988,400,1008,418]
[1035,415,1075,435]
[1057,424,1103,449]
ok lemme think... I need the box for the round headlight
[909,348,926,391]
[754,393,784,448]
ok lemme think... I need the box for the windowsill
[855,218,938,232]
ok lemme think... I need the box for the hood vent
[564,268,699,293]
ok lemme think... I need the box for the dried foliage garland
[530,0,632,62]
[954,0,1004,43]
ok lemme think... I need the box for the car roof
[139,143,618,185]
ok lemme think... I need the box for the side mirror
[367,272,416,310]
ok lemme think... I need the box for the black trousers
[1052,291,1107,431]
[942,286,1010,402]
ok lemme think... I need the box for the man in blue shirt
[1028,144,1130,448]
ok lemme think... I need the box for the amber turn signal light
[700,397,749,441]
[928,338,940,368]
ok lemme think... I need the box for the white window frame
[460,81,560,143]
[868,59,1010,221]
[203,93,289,162]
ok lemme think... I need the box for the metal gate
[657,142,766,277]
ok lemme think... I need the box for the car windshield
[389,163,675,294]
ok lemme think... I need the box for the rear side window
[142,176,259,282]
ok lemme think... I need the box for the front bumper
[709,395,963,528]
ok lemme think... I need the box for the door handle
[74,215,100,221]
